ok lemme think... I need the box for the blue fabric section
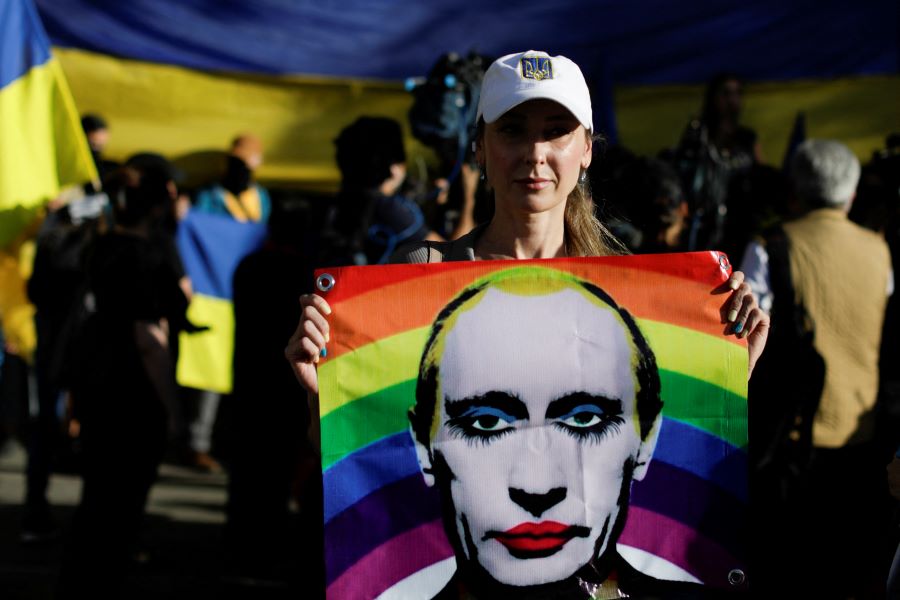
[323,433,422,524]
[35,0,898,83]
[655,418,747,503]
[176,210,267,300]
[1,0,52,90]
[322,418,747,529]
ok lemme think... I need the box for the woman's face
[477,99,592,218]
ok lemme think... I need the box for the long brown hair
[564,166,627,257]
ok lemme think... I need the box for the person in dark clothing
[224,199,320,590]
[57,159,188,599]
[81,113,118,187]
[675,74,760,251]
[321,117,443,266]
[23,207,102,542]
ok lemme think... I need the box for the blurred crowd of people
[0,67,898,599]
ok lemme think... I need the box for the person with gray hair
[740,139,893,598]
[789,138,861,209]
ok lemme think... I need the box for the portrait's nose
[508,487,567,518]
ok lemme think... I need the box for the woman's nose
[523,138,548,166]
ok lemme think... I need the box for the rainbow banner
[318,253,748,599]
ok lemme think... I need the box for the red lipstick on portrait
[491,521,580,552]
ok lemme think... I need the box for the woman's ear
[581,131,593,170]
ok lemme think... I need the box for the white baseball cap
[476,50,593,132]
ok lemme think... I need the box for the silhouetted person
[58,157,188,600]
[225,199,319,590]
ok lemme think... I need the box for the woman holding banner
[287,50,769,398]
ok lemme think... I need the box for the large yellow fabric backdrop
[616,76,900,164]
[56,47,899,191]
[54,47,430,192]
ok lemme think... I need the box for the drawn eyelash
[446,418,515,446]
[553,417,624,444]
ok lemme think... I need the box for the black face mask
[222,155,252,196]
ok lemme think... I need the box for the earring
[578,170,587,184]
[480,170,486,182]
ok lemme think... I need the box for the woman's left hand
[721,271,770,378]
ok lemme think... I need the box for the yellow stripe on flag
[176,294,235,393]
[318,320,746,419]
[615,75,900,163]
[54,47,433,192]
[0,57,97,246]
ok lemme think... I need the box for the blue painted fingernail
[320,348,327,358]
[733,322,744,334]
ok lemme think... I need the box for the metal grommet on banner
[316,273,335,293]
[718,252,730,273]
[727,569,746,586]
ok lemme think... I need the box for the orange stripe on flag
[320,260,741,363]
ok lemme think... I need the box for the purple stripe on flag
[325,474,441,586]
[619,506,745,587]
[630,461,746,561]
[326,519,453,600]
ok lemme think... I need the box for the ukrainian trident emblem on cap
[521,56,553,81]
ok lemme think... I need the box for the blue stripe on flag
[1,0,53,90]
[176,210,267,300]
[322,417,747,526]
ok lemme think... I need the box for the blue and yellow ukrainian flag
[32,0,900,179]
[175,211,267,393]
[0,0,97,361]
[1,0,97,246]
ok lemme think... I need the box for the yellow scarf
[222,187,262,222]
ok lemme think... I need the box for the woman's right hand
[285,294,331,395]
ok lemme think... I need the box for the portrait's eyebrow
[545,392,623,420]
[444,392,529,420]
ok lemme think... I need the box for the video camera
[407,51,490,173]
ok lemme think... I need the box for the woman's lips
[489,521,585,553]
[515,177,552,190]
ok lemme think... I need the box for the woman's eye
[562,412,602,428]
[546,128,566,138]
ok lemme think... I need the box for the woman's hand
[285,294,331,395]
[721,271,770,378]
